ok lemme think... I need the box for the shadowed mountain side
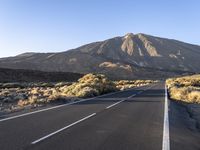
[0,68,83,82]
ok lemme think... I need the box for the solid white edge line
[162,84,170,150]
[31,113,96,144]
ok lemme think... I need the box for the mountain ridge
[0,33,199,79]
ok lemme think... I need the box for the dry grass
[115,80,156,90]
[166,74,200,103]
[1,73,157,110]
[16,73,118,107]
[63,73,117,97]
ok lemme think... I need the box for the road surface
[0,83,167,150]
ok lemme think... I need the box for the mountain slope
[0,33,199,79]
[0,68,83,82]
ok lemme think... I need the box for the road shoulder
[169,100,200,150]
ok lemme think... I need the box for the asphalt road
[0,83,166,150]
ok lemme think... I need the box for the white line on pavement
[31,113,96,144]
[105,83,157,110]
[0,98,93,122]
[106,94,136,109]
[106,99,126,109]
[162,84,170,150]
[30,83,157,145]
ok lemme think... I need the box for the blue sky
[0,0,200,57]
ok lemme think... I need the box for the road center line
[105,84,157,110]
[106,99,126,109]
[162,84,170,150]
[0,98,93,122]
[31,113,96,145]
[106,94,136,109]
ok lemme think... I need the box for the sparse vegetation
[60,73,118,97]
[0,74,118,112]
[115,80,156,90]
[166,74,200,103]
[0,73,156,113]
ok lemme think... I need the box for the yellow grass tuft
[167,74,200,103]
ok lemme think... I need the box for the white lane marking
[31,113,96,144]
[0,98,93,122]
[162,85,170,150]
[106,100,126,109]
[105,83,157,110]
[0,87,142,122]
[128,94,136,98]
[31,85,155,144]
[106,94,136,109]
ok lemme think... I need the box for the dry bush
[62,73,117,97]
[3,74,157,109]
[115,79,156,90]
[167,74,200,103]
[169,86,188,102]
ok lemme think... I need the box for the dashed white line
[31,84,156,145]
[106,94,136,109]
[162,85,170,150]
[105,84,157,110]
[31,113,96,144]
[106,100,126,109]
[0,98,93,122]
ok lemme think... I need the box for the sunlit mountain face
[0,33,199,79]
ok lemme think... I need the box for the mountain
[0,33,199,79]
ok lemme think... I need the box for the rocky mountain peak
[124,33,134,39]
[0,33,200,79]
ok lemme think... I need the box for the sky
[0,0,200,57]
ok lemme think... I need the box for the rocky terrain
[0,33,198,79]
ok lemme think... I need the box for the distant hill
[0,68,83,83]
[0,33,199,79]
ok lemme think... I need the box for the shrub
[115,79,155,90]
[62,73,117,97]
[167,74,200,103]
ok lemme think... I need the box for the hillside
[0,33,199,79]
[0,68,83,82]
